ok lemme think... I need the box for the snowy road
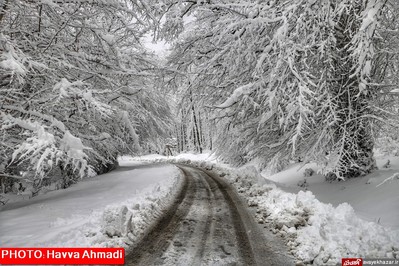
[125,165,293,266]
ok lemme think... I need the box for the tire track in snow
[125,165,293,265]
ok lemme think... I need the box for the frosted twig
[376,173,399,187]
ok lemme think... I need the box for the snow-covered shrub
[0,194,9,205]
[382,160,391,168]
[303,168,314,177]
[297,179,308,189]
[376,135,399,157]
[324,172,337,182]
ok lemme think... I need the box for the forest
[1,0,399,195]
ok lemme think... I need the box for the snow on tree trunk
[330,2,378,178]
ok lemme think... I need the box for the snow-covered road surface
[126,165,294,265]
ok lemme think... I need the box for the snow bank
[237,181,399,264]
[0,163,183,250]
[128,154,399,265]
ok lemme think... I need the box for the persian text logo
[342,258,363,266]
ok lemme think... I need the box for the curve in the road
[125,165,294,266]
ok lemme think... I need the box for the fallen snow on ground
[0,162,182,249]
[264,154,399,230]
[130,152,399,265]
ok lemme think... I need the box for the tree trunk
[332,3,377,178]
[0,0,9,25]
[189,92,203,153]
[1,177,5,194]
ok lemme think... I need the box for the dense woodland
[1,0,399,195]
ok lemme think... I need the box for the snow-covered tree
[372,1,399,156]
[173,84,213,153]
[0,0,173,190]
[164,65,214,154]
[163,0,396,179]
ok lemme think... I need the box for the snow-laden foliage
[0,0,173,189]
[163,0,399,179]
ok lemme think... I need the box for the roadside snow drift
[234,177,399,264]
[130,153,399,265]
[0,162,182,249]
